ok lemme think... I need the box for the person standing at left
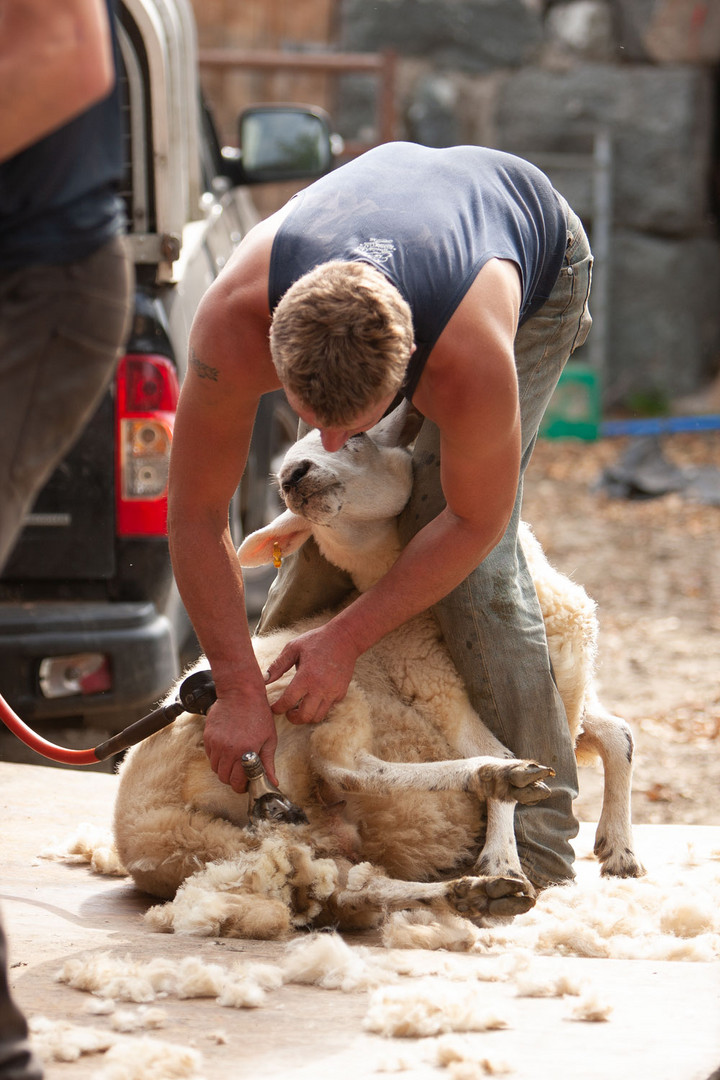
[0,3,134,1076]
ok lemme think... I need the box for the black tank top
[0,0,125,269]
[269,142,567,399]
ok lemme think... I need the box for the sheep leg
[334,864,535,921]
[318,749,554,805]
[576,697,645,877]
[319,752,542,914]
[475,797,534,893]
[402,696,537,897]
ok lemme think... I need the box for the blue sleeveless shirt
[269,142,567,399]
[0,0,125,270]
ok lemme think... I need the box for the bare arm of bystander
[0,0,115,162]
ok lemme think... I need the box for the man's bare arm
[0,0,115,162]
[168,244,283,789]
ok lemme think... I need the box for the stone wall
[191,0,720,409]
[336,0,720,409]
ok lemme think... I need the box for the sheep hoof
[449,874,536,919]
[512,781,553,806]
[481,760,554,805]
[509,760,555,786]
[600,859,646,879]
[595,834,646,878]
[486,892,537,917]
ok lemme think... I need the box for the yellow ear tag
[272,542,282,569]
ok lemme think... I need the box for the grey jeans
[0,235,134,569]
[259,200,593,887]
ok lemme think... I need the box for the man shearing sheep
[168,141,593,889]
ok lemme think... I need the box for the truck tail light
[39,653,113,698]
[115,354,179,537]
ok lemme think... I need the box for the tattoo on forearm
[190,348,219,382]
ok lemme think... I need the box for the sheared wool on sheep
[143,834,341,938]
[47,813,720,970]
[144,880,292,941]
[106,421,647,941]
[139,839,717,959]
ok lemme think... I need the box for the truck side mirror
[236,105,335,183]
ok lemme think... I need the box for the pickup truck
[0,0,334,743]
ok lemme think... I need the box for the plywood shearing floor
[1,762,719,1080]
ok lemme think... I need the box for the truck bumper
[0,600,179,724]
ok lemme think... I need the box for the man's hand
[203,689,278,793]
[266,622,360,724]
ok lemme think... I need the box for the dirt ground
[522,429,720,829]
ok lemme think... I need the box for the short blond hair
[269,260,414,426]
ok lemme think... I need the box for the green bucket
[540,362,602,441]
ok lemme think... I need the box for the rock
[494,63,714,235]
[615,0,720,62]
[545,0,616,61]
[339,0,543,72]
[607,232,720,405]
[406,74,460,146]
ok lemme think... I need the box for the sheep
[113,404,643,939]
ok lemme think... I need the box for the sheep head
[237,401,423,590]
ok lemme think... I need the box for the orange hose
[0,691,99,764]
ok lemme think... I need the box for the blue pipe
[600,414,720,438]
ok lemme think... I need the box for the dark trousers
[0,235,133,567]
[0,919,42,1080]
[0,235,133,1077]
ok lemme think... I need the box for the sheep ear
[236,509,313,567]
[369,398,424,449]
